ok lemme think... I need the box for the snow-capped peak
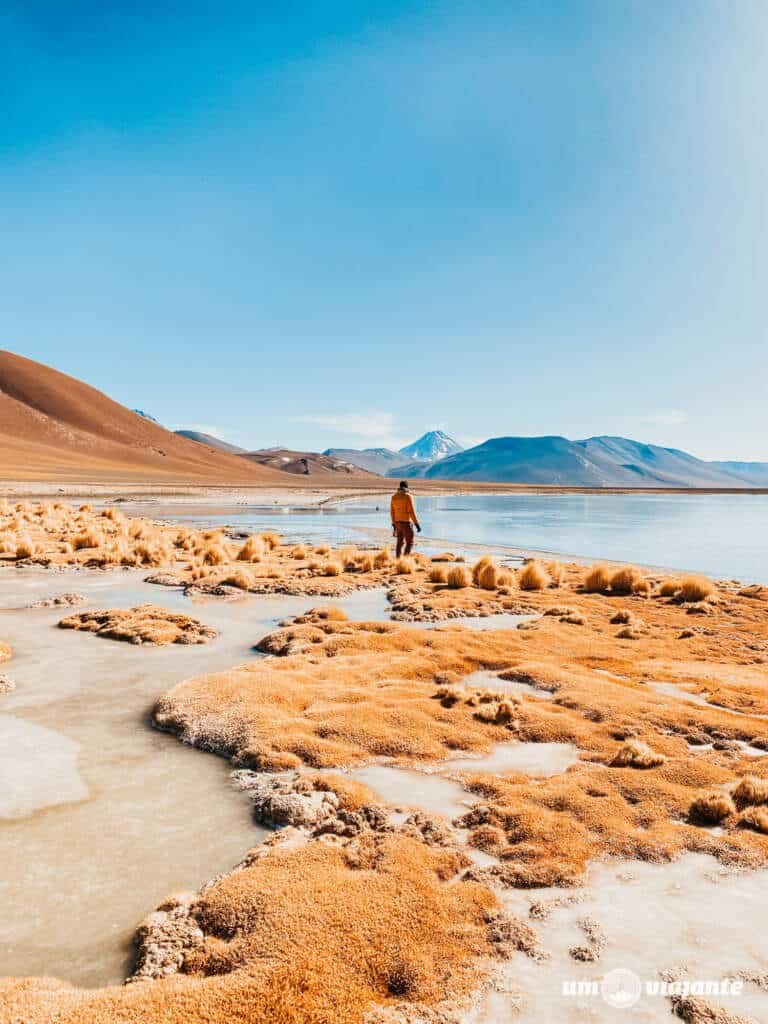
[398,430,464,462]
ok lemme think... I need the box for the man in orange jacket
[390,480,421,557]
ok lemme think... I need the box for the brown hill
[0,350,290,484]
[242,448,380,481]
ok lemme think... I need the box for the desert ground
[1,498,767,1023]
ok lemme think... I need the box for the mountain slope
[243,448,380,480]
[398,430,463,462]
[422,435,760,487]
[711,461,768,485]
[323,447,406,475]
[0,350,288,484]
[175,430,247,455]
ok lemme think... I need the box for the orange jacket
[391,490,418,525]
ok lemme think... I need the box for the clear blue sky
[2,1,766,458]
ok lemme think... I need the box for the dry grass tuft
[203,544,228,566]
[583,564,611,593]
[73,527,103,551]
[472,557,494,586]
[609,566,647,595]
[237,536,265,562]
[260,531,281,550]
[358,555,375,573]
[290,545,308,559]
[546,562,565,587]
[677,575,716,603]
[321,561,342,577]
[446,565,471,589]
[739,807,768,834]
[610,739,665,768]
[519,560,550,591]
[659,578,681,598]
[395,557,415,575]
[429,566,448,584]
[732,776,768,809]
[373,548,392,569]
[14,536,37,559]
[477,562,500,591]
[689,792,735,824]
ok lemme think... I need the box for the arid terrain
[1,500,767,1022]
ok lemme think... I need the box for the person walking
[390,480,421,557]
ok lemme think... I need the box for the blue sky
[2,1,767,459]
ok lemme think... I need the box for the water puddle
[0,568,314,987]
[471,854,768,1022]
[349,742,577,821]
[462,669,554,700]
[427,612,537,631]
[646,680,768,720]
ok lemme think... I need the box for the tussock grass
[583,564,611,593]
[546,562,565,587]
[14,536,37,559]
[314,544,330,555]
[78,503,93,513]
[738,807,768,834]
[222,568,253,590]
[477,562,500,591]
[732,776,768,809]
[203,544,228,566]
[610,566,647,595]
[260,531,281,550]
[237,536,264,562]
[429,566,448,584]
[358,554,375,573]
[73,528,103,551]
[689,791,735,824]
[610,739,665,768]
[290,545,307,559]
[321,561,342,577]
[395,557,415,575]
[497,570,515,588]
[519,560,550,591]
[447,565,471,589]
[373,548,392,569]
[659,578,681,597]
[677,575,715,603]
[472,557,493,586]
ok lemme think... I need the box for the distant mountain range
[174,421,768,488]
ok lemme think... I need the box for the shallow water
[472,854,768,1023]
[153,492,768,582]
[647,680,768,720]
[462,669,554,699]
[0,568,317,987]
[349,741,577,821]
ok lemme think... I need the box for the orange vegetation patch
[0,833,501,1024]
[58,605,218,646]
[0,641,10,663]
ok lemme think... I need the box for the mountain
[711,461,768,485]
[175,429,247,455]
[398,430,463,462]
[421,435,766,487]
[133,409,161,425]
[243,448,379,479]
[323,447,406,476]
[0,350,289,484]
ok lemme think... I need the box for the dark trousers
[394,521,414,557]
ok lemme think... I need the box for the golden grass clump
[100,507,120,521]
[732,775,768,809]
[373,547,392,569]
[659,578,681,597]
[739,807,768,834]
[689,791,735,824]
[429,566,448,584]
[519,560,550,591]
[321,561,342,577]
[14,536,37,559]
[202,543,228,566]
[73,528,103,551]
[471,556,494,586]
[609,565,647,595]
[546,562,564,587]
[222,568,254,590]
[78,503,93,512]
[395,556,415,575]
[358,554,375,573]
[314,544,330,555]
[237,536,265,562]
[447,565,471,589]
[610,739,665,769]
[290,545,307,559]
[583,564,611,593]
[497,570,515,588]
[677,575,716,603]
[477,561,500,591]
[259,531,281,550]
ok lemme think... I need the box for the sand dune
[0,351,290,484]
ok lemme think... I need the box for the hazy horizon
[3,2,767,459]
